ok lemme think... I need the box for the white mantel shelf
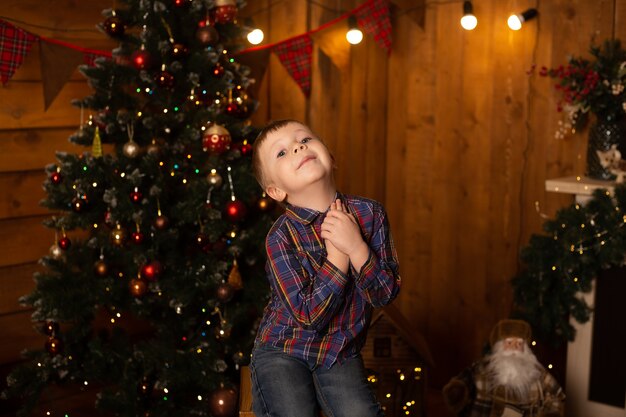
[545,176,618,203]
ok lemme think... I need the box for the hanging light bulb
[346,15,363,45]
[507,8,538,31]
[460,1,477,30]
[247,28,264,45]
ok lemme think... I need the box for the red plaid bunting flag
[355,0,392,54]
[272,34,313,96]
[0,20,38,85]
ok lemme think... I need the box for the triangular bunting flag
[235,48,271,98]
[40,41,84,110]
[389,0,425,29]
[355,0,392,54]
[0,20,38,85]
[310,21,350,73]
[272,34,313,96]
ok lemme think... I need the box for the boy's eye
[301,137,311,143]
[277,150,285,158]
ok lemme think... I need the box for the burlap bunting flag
[355,0,392,54]
[310,22,350,73]
[40,41,84,110]
[235,48,271,98]
[0,20,38,85]
[272,34,313,96]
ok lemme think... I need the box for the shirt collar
[285,191,343,225]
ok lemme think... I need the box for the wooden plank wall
[1,0,625,413]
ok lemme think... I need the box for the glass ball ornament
[130,187,143,203]
[50,171,62,184]
[154,215,169,230]
[130,278,148,297]
[206,169,223,187]
[211,63,225,78]
[196,23,219,45]
[103,15,125,37]
[208,386,238,417]
[212,0,238,24]
[110,224,126,246]
[123,140,141,158]
[45,336,63,355]
[224,199,247,223]
[140,261,162,282]
[43,321,59,336]
[155,69,175,88]
[170,43,189,60]
[131,46,151,70]
[94,259,109,276]
[131,230,145,244]
[49,243,64,259]
[257,195,275,212]
[216,282,234,303]
[58,236,71,250]
[202,124,231,154]
[147,139,160,156]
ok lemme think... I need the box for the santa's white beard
[486,341,542,399]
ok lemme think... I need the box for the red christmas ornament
[43,321,59,336]
[130,278,148,297]
[131,46,151,69]
[212,0,238,24]
[236,141,252,156]
[225,101,239,116]
[131,231,145,244]
[130,187,143,203]
[202,124,231,154]
[155,69,175,88]
[103,16,125,37]
[216,282,235,303]
[170,43,189,60]
[50,171,62,184]
[224,199,247,223]
[58,236,71,250]
[45,336,63,355]
[196,21,219,45]
[140,261,162,281]
[212,63,225,78]
[208,386,238,417]
[173,0,189,7]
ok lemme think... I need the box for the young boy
[250,119,401,417]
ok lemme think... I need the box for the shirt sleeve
[353,205,401,307]
[265,229,349,331]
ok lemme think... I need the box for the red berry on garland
[212,0,238,24]
[50,171,62,184]
[130,187,143,203]
[131,46,151,70]
[224,199,247,223]
[58,236,71,250]
[103,15,125,37]
[45,336,63,355]
[202,124,231,154]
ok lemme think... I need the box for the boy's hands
[321,199,369,272]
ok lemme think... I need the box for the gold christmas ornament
[49,243,64,259]
[123,139,141,158]
[111,223,126,246]
[227,259,243,290]
[92,126,103,158]
[206,169,223,187]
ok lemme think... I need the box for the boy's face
[258,122,334,202]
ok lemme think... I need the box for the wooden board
[0,263,40,315]
[0,216,53,268]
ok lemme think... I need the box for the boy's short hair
[252,119,302,188]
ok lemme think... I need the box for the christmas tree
[2,1,274,416]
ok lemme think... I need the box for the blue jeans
[250,345,384,417]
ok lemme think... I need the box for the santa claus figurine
[443,319,565,417]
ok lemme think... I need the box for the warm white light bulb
[247,28,264,45]
[346,28,363,45]
[507,14,522,30]
[460,14,478,30]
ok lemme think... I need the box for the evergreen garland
[512,183,626,346]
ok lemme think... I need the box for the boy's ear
[265,185,287,203]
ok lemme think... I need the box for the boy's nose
[293,143,306,153]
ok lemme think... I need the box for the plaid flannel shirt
[255,192,401,368]
[456,358,565,417]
